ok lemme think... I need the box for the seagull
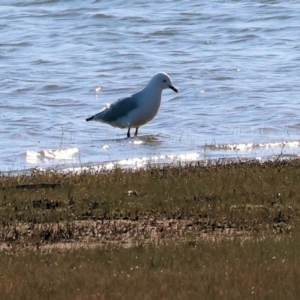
[86,72,178,138]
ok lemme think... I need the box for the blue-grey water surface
[1,0,300,172]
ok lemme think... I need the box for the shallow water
[1,0,300,172]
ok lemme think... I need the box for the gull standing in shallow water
[86,72,178,138]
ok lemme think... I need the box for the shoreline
[3,151,298,176]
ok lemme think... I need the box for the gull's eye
[163,79,167,83]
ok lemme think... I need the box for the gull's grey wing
[101,95,139,123]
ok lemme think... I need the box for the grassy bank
[0,159,298,246]
[0,159,300,298]
[1,236,299,299]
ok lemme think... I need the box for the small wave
[57,152,201,173]
[39,84,65,91]
[91,13,114,19]
[150,30,178,37]
[25,148,79,164]
[208,141,300,151]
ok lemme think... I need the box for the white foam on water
[25,151,42,164]
[95,86,102,94]
[131,140,143,145]
[57,152,201,174]
[213,141,300,151]
[25,148,79,164]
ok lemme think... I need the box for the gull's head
[150,72,178,93]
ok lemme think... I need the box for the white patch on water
[25,148,79,164]
[213,141,300,151]
[131,140,143,145]
[58,152,201,174]
[95,86,102,94]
